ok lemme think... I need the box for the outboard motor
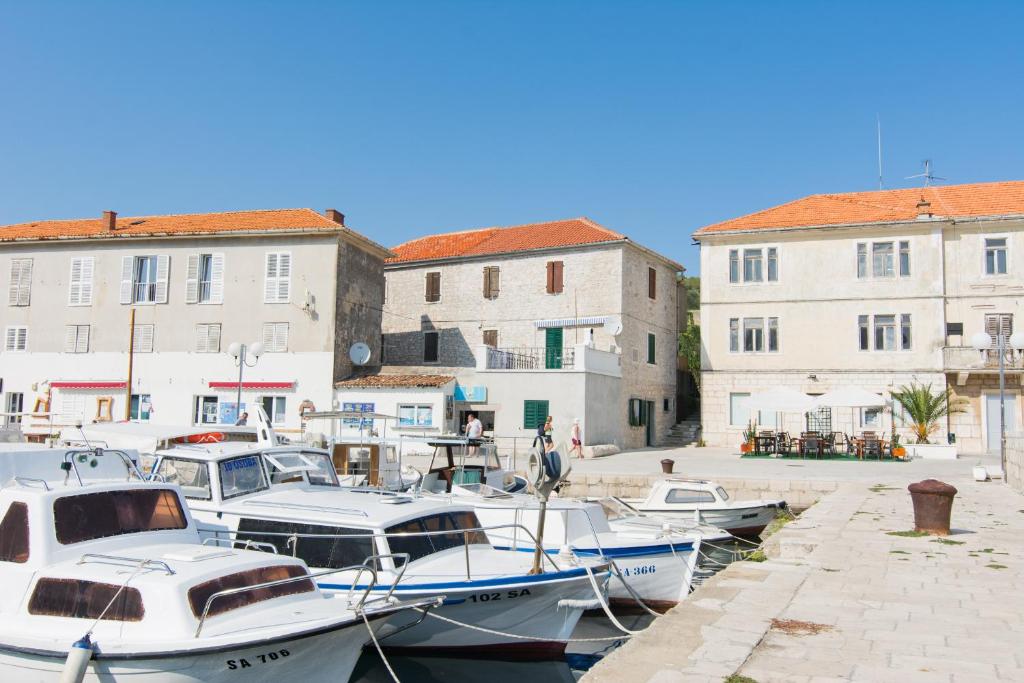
[526,447,572,574]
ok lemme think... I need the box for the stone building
[0,208,389,435]
[374,217,684,451]
[694,181,1024,454]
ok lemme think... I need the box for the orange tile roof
[335,374,455,389]
[0,208,347,242]
[388,217,627,263]
[694,181,1024,236]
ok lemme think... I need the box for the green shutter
[545,327,563,369]
[524,400,549,429]
[647,333,656,364]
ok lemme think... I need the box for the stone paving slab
[582,472,1024,683]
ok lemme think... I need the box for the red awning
[50,381,127,390]
[208,381,295,390]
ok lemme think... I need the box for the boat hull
[0,617,371,683]
[602,542,699,611]
[635,505,782,537]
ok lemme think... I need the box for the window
[664,397,671,412]
[398,404,433,427]
[900,314,912,351]
[263,451,337,487]
[64,325,90,353]
[68,257,94,306]
[627,398,649,427]
[767,248,778,281]
[482,329,498,347]
[156,458,211,500]
[665,489,715,504]
[129,394,152,422]
[425,271,441,303]
[743,318,764,352]
[0,502,29,563]
[857,243,868,278]
[859,315,869,351]
[648,267,657,299]
[861,407,882,428]
[29,578,144,622]
[4,392,24,427]
[261,396,286,424]
[120,255,169,304]
[523,400,549,429]
[647,333,656,364]
[873,314,897,351]
[132,324,154,353]
[4,326,27,352]
[219,455,269,500]
[768,317,779,352]
[264,252,292,303]
[423,331,439,363]
[743,249,763,282]
[53,489,187,544]
[195,323,221,353]
[728,250,739,283]
[483,266,500,299]
[57,394,85,424]
[7,258,32,306]
[188,564,313,619]
[235,518,372,571]
[899,241,910,276]
[729,393,750,427]
[729,318,739,352]
[872,242,894,277]
[546,261,564,294]
[385,511,489,566]
[195,396,219,425]
[187,253,225,304]
[985,237,1008,275]
[261,322,289,352]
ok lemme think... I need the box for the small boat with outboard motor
[68,411,614,660]
[0,445,436,682]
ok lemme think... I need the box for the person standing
[466,412,483,454]
[570,418,583,459]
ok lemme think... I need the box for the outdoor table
[754,435,777,455]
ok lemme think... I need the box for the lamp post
[971,330,1024,478]
[227,341,264,422]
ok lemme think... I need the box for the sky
[1,1,1022,274]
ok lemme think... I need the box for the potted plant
[740,419,757,453]
[890,432,906,459]
[890,382,967,459]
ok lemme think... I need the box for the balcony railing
[943,346,1021,371]
[483,346,576,370]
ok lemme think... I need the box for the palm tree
[890,382,967,444]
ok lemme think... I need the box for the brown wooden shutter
[648,267,657,299]
[425,272,440,302]
[483,329,498,347]
[483,267,499,299]
[547,261,563,293]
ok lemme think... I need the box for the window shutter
[195,325,208,353]
[68,259,82,306]
[546,262,554,293]
[554,261,563,293]
[277,253,291,302]
[154,255,170,303]
[8,259,32,306]
[7,261,19,305]
[648,267,657,299]
[425,272,441,303]
[483,268,490,298]
[483,267,499,299]
[120,256,134,304]
[64,326,78,352]
[185,255,200,304]
[79,257,94,305]
[483,329,498,347]
[647,333,656,364]
[546,261,564,293]
[264,253,278,302]
[276,323,288,352]
[133,325,154,353]
[208,323,221,353]
[209,253,225,304]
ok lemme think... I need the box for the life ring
[174,432,226,444]
[299,399,316,419]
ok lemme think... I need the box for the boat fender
[558,544,576,563]
[59,634,94,683]
[558,598,602,610]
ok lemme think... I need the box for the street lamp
[227,341,264,422]
[971,330,1024,477]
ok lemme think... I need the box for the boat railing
[13,476,51,491]
[78,553,175,575]
[193,563,380,637]
[242,499,370,517]
[62,447,146,486]
[201,537,280,553]
[197,521,564,580]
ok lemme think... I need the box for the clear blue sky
[2,1,1022,274]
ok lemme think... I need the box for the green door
[545,327,563,369]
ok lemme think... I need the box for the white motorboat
[419,437,530,494]
[623,478,787,537]
[442,483,702,612]
[72,414,612,660]
[0,446,432,683]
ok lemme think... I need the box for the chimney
[102,210,117,230]
[324,208,345,226]
[915,197,933,220]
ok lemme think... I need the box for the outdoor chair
[822,433,836,457]
[800,436,822,459]
[844,433,857,455]
[777,433,793,455]
[863,436,882,459]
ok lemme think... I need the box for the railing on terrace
[484,346,576,370]
[943,346,1021,371]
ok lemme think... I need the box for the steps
[663,419,701,447]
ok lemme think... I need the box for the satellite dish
[349,342,372,366]
[606,316,623,337]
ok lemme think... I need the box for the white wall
[330,386,453,454]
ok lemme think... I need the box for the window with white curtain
[729,393,750,427]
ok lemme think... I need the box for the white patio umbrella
[812,388,887,439]
[748,388,815,430]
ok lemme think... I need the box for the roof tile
[334,374,455,389]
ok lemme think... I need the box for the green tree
[678,323,701,391]
[890,382,967,444]
[683,276,700,313]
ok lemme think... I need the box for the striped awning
[208,381,295,390]
[534,316,608,329]
[50,381,127,390]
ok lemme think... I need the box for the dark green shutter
[647,333,656,364]
[545,327,563,369]
[524,400,549,429]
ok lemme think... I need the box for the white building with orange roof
[0,208,390,436]
[694,180,1024,455]
[373,217,685,453]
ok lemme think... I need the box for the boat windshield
[596,496,640,521]
[29,578,144,621]
[219,455,269,500]
[455,483,511,499]
[385,511,489,566]
[188,564,314,618]
[53,489,188,544]
[716,486,730,502]
[264,451,339,487]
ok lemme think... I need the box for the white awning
[534,316,609,329]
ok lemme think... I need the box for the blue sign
[343,402,375,427]
[219,402,241,424]
[454,385,487,402]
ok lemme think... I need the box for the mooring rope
[361,609,401,683]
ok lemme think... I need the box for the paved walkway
[583,473,1024,682]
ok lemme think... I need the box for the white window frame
[187,253,225,304]
[861,407,882,428]
[129,393,152,422]
[729,318,739,353]
[195,323,222,353]
[64,325,90,353]
[858,314,912,352]
[261,322,289,353]
[857,239,911,280]
[729,317,779,354]
[743,317,764,352]
[261,396,287,425]
[194,396,219,425]
[397,403,434,428]
[729,392,751,427]
[742,248,764,283]
[132,324,154,353]
[729,246,779,285]
[4,326,28,352]
[68,257,94,306]
[264,252,292,304]
[728,250,739,284]
[7,258,32,306]
[983,234,1009,277]
[3,392,24,426]
[121,255,169,305]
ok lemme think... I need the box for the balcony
[943,346,1022,373]
[476,343,621,377]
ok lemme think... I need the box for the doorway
[645,400,656,446]
[985,393,1017,453]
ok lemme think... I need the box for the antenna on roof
[905,159,946,187]
[876,115,883,190]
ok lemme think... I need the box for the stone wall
[1007,434,1024,494]
[333,239,386,381]
[948,373,1021,455]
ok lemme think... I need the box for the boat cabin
[422,438,523,493]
